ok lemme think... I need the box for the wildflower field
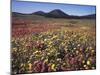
[11,17,96,74]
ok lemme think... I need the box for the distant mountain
[12,9,96,19]
[33,11,46,16]
[12,12,46,21]
[12,12,25,17]
[45,9,70,18]
[81,14,96,19]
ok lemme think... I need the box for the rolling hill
[12,9,96,19]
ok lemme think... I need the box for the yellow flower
[89,46,93,50]
[85,66,89,69]
[44,59,48,63]
[51,64,56,71]
[44,39,47,41]
[12,47,17,52]
[48,41,52,45]
[47,53,50,55]
[34,51,39,54]
[57,58,61,61]
[28,63,32,70]
[51,35,57,40]
[92,67,95,69]
[74,48,76,50]
[63,63,66,66]
[91,50,95,53]
[77,44,80,47]
[82,60,85,64]
[20,63,23,67]
[83,65,87,68]
[87,60,91,65]
[76,50,79,54]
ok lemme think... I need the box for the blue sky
[12,0,96,16]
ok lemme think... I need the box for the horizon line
[12,9,96,17]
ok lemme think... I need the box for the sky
[12,0,96,16]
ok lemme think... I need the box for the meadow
[11,16,96,74]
